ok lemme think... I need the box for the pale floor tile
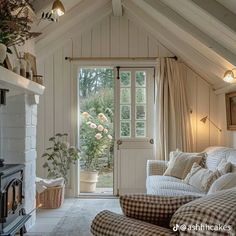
[27,199,76,234]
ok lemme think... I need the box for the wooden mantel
[0,66,45,97]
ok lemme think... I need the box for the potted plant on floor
[80,112,113,192]
[40,133,80,208]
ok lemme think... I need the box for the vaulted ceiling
[34,0,236,90]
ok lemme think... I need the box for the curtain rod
[64,56,177,62]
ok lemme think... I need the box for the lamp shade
[52,0,65,17]
[200,115,222,132]
[200,116,208,123]
[223,70,235,83]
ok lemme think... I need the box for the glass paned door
[115,68,155,195]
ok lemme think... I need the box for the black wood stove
[0,163,30,236]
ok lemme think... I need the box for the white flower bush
[80,112,113,171]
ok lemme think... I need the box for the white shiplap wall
[71,15,174,58]
[184,64,219,152]
[36,15,174,178]
[36,15,219,181]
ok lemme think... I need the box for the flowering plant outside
[80,112,113,171]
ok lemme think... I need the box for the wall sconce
[200,116,222,132]
[223,69,236,83]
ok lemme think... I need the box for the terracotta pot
[80,170,98,193]
[0,43,7,64]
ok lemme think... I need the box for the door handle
[117,140,122,150]
[117,140,123,145]
[149,138,154,144]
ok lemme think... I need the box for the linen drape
[154,58,193,161]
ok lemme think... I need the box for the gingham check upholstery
[147,160,168,176]
[91,210,176,236]
[119,194,199,226]
[170,188,236,236]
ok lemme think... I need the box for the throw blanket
[36,177,64,193]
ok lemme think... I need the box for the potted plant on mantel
[0,0,40,64]
[80,112,113,192]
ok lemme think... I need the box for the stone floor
[25,198,76,236]
[25,197,120,236]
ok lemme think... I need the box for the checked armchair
[91,194,198,236]
[91,188,236,236]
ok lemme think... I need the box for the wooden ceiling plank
[36,4,112,61]
[139,0,236,67]
[192,0,236,33]
[36,0,110,50]
[123,0,225,87]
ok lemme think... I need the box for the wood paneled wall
[184,64,219,152]
[71,15,174,58]
[36,15,219,181]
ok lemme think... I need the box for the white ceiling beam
[123,0,226,87]
[192,0,236,33]
[214,83,236,95]
[140,0,236,68]
[36,0,110,50]
[36,3,112,61]
[161,0,236,56]
[112,0,123,16]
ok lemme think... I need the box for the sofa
[146,146,236,196]
[91,146,236,236]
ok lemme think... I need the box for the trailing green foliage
[42,133,80,183]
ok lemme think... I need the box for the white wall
[36,15,174,178]
[36,15,220,182]
[184,64,220,152]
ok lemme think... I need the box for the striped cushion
[163,151,205,179]
[184,163,221,192]
[204,147,234,170]
[119,194,198,226]
[91,210,175,236]
[146,175,204,196]
[170,188,236,235]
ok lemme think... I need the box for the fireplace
[0,164,30,236]
[0,67,45,230]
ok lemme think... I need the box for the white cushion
[204,146,236,170]
[217,159,232,175]
[163,151,205,179]
[146,175,204,196]
[208,173,236,194]
[184,163,220,192]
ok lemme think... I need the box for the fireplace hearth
[0,164,30,236]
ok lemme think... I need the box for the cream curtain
[154,58,193,161]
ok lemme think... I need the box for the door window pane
[120,121,131,137]
[136,71,146,87]
[121,105,131,120]
[136,88,146,104]
[136,121,146,137]
[121,72,131,87]
[136,105,146,120]
[120,88,131,104]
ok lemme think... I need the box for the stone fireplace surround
[0,67,45,229]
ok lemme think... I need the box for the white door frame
[71,60,157,196]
